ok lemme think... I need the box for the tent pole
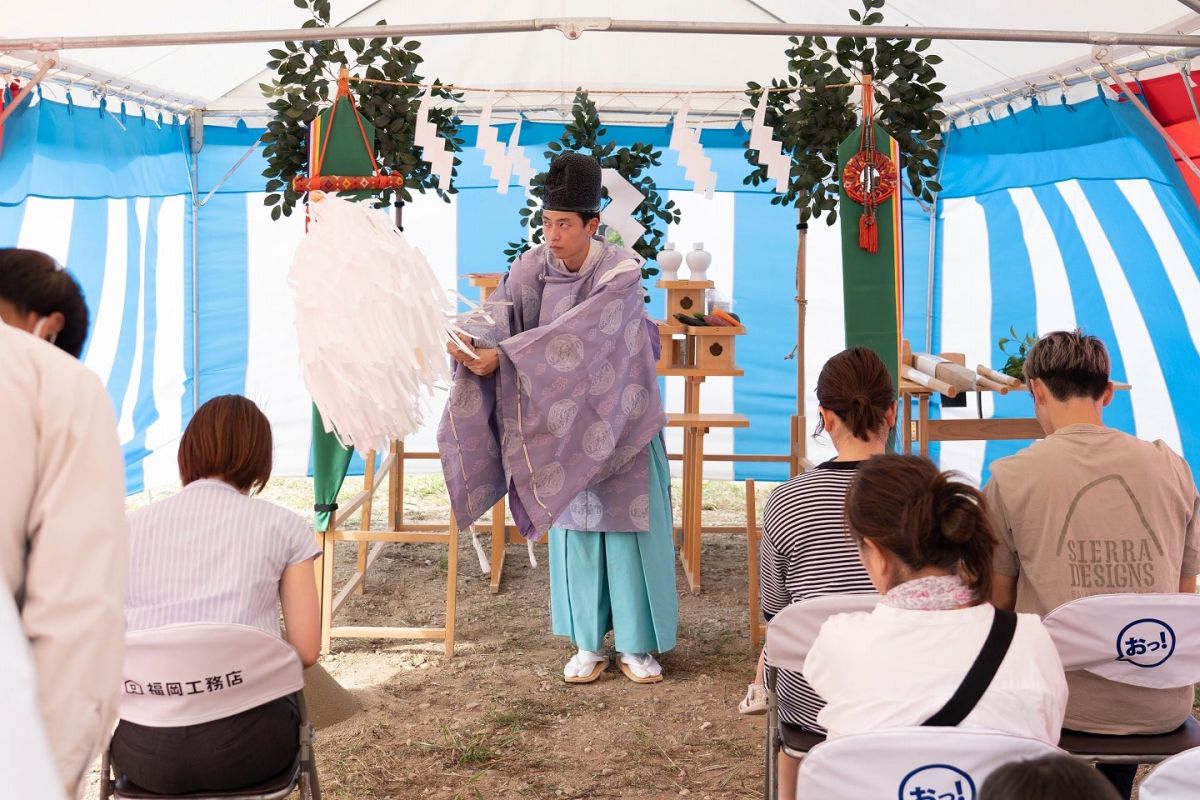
[4,19,1200,52]
[1176,0,1200,14]
[189,110,202,412]
[924,192,938,354]
[1102,61,1200,183]
[1180,64,1200,126]
[790,215,808,478]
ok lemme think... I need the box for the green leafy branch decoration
[260,0,464,220]
[504,91,682,284]
[743,0,945,223]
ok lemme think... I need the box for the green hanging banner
[837,121,904,395]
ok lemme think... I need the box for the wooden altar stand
[657,279,749,594]
[316,440,459,656]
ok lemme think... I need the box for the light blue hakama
[548,436,678,654]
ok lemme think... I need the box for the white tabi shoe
[563,649,608,684]
[618,652,664,684]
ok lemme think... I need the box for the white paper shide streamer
[600,168,647,248]
[416,86,454,191]
[508,118,536,197]
[670,97,717,198]
[476,91,514,194]
[290,194,454,452]
[749,86,791,193]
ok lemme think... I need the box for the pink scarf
[880,574,975,610]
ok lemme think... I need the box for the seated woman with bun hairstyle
[805,455,1067,744]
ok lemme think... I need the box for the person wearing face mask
[0,248,90,358]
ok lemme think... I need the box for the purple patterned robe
[438,238,666,538]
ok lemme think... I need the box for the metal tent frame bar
[3,17,1200,54]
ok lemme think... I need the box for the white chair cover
[1042,593,1200,690]
[119,623,304,727]
[795,726,1062,799]
[0,593,66,800]
[764,594,880,672]
[1139,746,1200,800]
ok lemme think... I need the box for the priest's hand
[464,348,500,377]
[447,337,475,363]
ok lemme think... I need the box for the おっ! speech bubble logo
[1115,618,1176,668]
[897,764,976,800]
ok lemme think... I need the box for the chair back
[120,623,304,727]
[1139,745,1200,800]
[795,726,1062,798]
[764,593,880,672]
[1042,593,1200,689]
[0,593,65,800]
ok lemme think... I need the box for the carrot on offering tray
[711,308,742,327]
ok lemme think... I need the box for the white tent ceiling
[3,1,1200,123]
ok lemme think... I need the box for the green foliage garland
[260,0,463,220]
[504,91,682,284]
[743,0,945,223]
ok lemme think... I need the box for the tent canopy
[4,1,1200,122]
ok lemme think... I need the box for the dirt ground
[104,475,777,800]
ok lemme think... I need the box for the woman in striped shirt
[111,395,321,794]
[749,347,895,799]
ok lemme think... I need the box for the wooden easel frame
[314,439,458,656]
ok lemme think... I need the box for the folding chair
[0,592,65,800]
[1138,746,1200,800]
[795,726,1063,797]
[1042,592,1200,764]
[762,593,880,800]
[99,623,321,800]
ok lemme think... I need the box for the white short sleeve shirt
[805,603,1068,744]
[126,479,320,637]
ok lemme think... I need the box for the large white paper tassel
[290,193,454,452]
[750,85,792,193]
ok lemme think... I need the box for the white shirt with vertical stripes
[760,460,876,730]
[126,479,320,638]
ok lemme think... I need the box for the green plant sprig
[998,327,1039,380]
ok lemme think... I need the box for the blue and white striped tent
[5,90,1200,493]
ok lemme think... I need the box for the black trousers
[111,695,300,794]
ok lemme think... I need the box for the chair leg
[765,665,779,800]
[99,749,114,798]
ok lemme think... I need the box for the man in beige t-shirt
[0,322,127,798]
[986,330,1200,798]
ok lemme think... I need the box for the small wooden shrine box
[685,324,744,371]
[658,279,712,319]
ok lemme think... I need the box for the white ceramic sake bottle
[686,242,712,282]
[657,243,683,281]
